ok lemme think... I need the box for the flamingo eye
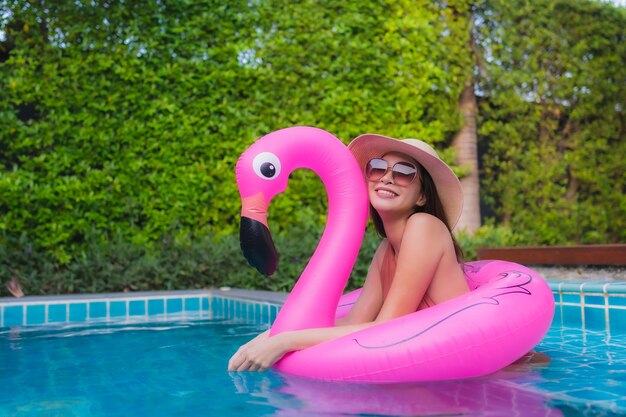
[252,152,281,180]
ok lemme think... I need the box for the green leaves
[0,0,623,295]
[476,0,625,244]
[1,0,471,266]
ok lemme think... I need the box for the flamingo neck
[270,136,368,335]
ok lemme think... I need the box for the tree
[475,0,625,243]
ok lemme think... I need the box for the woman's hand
[228,331,289,372]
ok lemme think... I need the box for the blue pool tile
[562,293,582,304]
[608,295,626,307]
[148,299,164,315]
[48,304,67,323]
[202,297,209,311]
[184,298,200,311]
[608,308,626,333]
[269,305,279,324]
[166,298,182,314]
[584,306,607,331]
[585,295,606,306]
[89,302,107,319]
[69,303,87,322]
[562,305,583,327]
[129,300,145,316]
[4,306,24,326]
[211,297,223,317]
[26,305,45,325]
[109,301,126,317]
[553,306,562,324]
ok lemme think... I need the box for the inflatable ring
[236,126,554,382]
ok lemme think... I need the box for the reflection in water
[229,353,560,417]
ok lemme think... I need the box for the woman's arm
[375,214,446,321]
[228,320,380,371]
[335,240,388,325]
[228,241,389,372]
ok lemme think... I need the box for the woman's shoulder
[402,213,453,254]
[406,212,448,233]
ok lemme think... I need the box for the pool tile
[109,301,126,317]
[584,295,606,306]
[26,305,46,325]
[69,303,87,322]
[269,305,279,324]
[584,306,607,331]
[148,299,164,315]
[608,295,626,307]
[608,308,626,333]
[553,306,562,324]
[166,298,182,314]
[202,297,209,311]
[89,302,107,319]
[260,304,269,324]
[48,304,67,323]
[184,298,200,311]
[129,300,146,316]
[562,293,582,304]
[211,297,223,317]
[562,305,583,327]
[4,305,24,326]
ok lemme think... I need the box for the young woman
[228,134,470,372]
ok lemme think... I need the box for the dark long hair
[369,162,464,262]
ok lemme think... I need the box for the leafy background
[0,0,624,295]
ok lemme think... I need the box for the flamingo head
[235,130,298,276]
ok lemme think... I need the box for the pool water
[1,315,624,417]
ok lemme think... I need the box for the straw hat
[348,134,463,229]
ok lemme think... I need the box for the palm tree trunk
[452,81,481,234]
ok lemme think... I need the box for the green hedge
[1,0,624,296]
[0,226,381,297]
[0,0,468,266]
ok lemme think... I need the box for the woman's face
[366,152,425,218]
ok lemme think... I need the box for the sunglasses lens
[366,159,417,185]
[366,159,388,181]
[392,162,417,186]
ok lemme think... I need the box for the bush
[0,226,382,297]
[455,221,523,261]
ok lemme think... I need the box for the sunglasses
[365,158,418,186]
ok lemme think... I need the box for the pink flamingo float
[236,126,554,382]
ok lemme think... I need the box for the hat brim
[348,134,463,230]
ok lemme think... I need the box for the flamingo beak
[240,194,279,276]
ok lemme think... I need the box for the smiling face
[367,152,426,219]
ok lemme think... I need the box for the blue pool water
[1,314,624,417]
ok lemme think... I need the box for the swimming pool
[1,283,625,416]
